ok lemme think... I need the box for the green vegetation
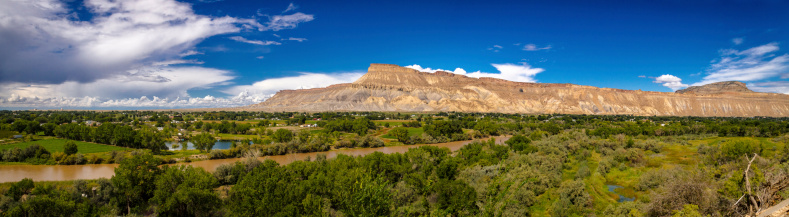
[1,111,789,216]
[0,139,129,154]
[190,133,216,153]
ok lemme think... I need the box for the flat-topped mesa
[248,63,789,117]
[676,81,754,94]
[354,63,473,88]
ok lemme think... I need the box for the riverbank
[0,136,511,183]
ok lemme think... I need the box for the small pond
[165,140,250,151]
[606,185,636,202]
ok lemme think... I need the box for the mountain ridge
[243,64,789,117]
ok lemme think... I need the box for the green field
[216,133,261,140]
[381,127,424,139]
[0,139,131,154]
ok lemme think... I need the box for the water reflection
[165,140,248,151]
[606,185,636,202]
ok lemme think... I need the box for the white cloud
[488,44,503,52]
[693,43,789,86]
[229,36,282,46]
[222,72,365,98]
[653,74,689,91]
[523,44,551,51]
[287,37,308,42]
[0,0,265,83]
[0,1,317,109]
[152,59,204,66]
[179,50,203,57]
[0,0,314,84]
[256,56,265,59]
[265,12,314,31]
[283,3,299,13]
[0,66,252,108]
[748,81,789,94]
[732,37,744,45]
[405,63,544,83]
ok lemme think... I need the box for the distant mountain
[675,81,753,94]
[243,64,789,117]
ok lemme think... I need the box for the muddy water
[0,136,509,183]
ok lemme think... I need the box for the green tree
[435,179,478,215]
[474,120,500,136]
[151,165,221,217]
[505,134,535,153]
[552,180,591,216]
[6,178,35,201]
[64,140,78,155]
[272,129,293,143]
[388,127,410,144]
[111,154,162,214]
[191,133,216,153]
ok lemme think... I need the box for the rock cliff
[244,64,789,117]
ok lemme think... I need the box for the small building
[13,135,23,139]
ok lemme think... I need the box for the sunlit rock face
[245,64,789,117]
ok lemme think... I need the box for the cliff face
[245,64,789,117]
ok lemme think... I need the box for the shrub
[272,129,293,143]
[551,180,591,216]
[506,135,536,153]
[64,140,78,155]
[575,161,590,179]
[387,127,410,143]
[721,140,761,161]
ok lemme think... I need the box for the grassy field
[216,133,261,140]
[0,139,130,154]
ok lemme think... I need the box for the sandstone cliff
[244,64,789,117]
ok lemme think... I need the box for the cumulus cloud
[522,44,551,51]
[692,43,789,86]
[0,0,316,109]
[222,72,365,98]
[0,0,265,84]
[405,63,544,83]
[229,36,282,46]
[653,74,689,91]
[0,66,249,108]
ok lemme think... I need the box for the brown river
[0,136,510,183]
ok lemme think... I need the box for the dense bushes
[53,123,167,152]
[321,117,376,136]
[0,144,51,164]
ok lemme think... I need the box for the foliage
[505,134,535,153]
[272,129,293,143]
[191,133,216,153]
[552,180,591,216]
[111,153,162,214]
[151,165,221,217]
[64,140,78,155]
[387,127,410,144]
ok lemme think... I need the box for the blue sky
[1,0,788,109]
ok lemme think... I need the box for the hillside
[243,64,789,117]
